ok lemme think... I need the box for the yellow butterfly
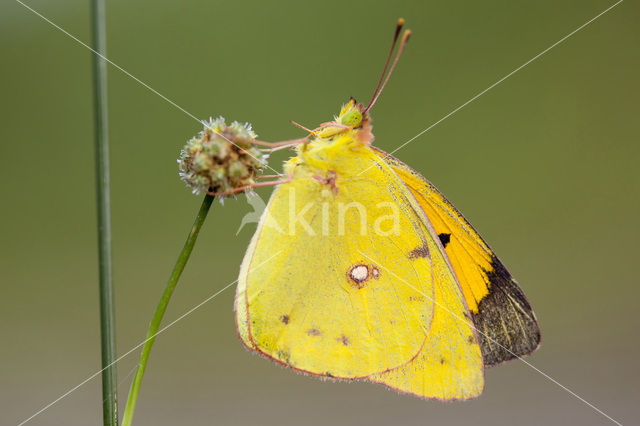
[234,19,540,400]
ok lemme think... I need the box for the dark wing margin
[474,256,541,366]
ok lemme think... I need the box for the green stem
[121,195,214,426]
[90,0,117,424]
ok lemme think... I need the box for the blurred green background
[1,0,638,425]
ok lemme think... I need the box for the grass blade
[90,0,118,424]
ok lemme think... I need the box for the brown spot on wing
[371,267,380,278]
[280,315,290,324]
[276,350,291,363]
[338,334,350,346]
[306,328,322,336]
[408,244,429,259]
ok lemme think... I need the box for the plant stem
[90,0,117,424]
[121,195,215,426]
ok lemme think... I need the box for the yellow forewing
[237,143,438,378]
[375,148,540,366]
[381,153,491,314]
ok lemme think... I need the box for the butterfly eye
[339,109,363,127]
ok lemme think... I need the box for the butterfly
[233,19,540,400]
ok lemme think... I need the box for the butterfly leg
[249,135,313,153]
[249,136,310,148]
[290,120,350,138]
[256,174,286,179]
[224,134,310,154]
[207,175,292,197]
[259,144,298,153]
[312,170,339,195]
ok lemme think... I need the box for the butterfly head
[287,19,410,170]
[286,99,372,173]
[336,98,365,128]
[308,19,410,144]
[313,98,372,142]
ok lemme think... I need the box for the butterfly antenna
[365,18,405,112]
[365,27,412,113]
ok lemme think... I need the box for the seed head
[178,117,267,196]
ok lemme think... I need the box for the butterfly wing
[374,147,541,366]
[369,224,484,400]
[236,149,441,379]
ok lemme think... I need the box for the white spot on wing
[350,265,369,282]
